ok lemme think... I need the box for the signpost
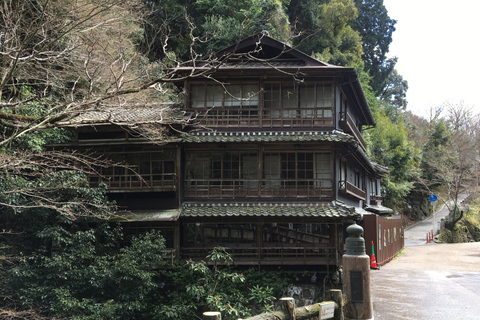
[430,194,438,234]
[319,301,335,319]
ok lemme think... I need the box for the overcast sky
[383,0,480,118]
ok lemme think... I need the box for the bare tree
[423,101,480,230]
[0,0,308,224]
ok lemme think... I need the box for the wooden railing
[182,246,337,266]
[338,180,366,200]
[184,179,333,199]
[339,112,366,151]
[186,109,334,128]
[370,195,383,204]
[90,174,177,192]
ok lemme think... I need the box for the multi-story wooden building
[57,34,392,269]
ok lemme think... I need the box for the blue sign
[429,194,438,202]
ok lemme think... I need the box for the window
[370,179,378,196]
[339,158,347,190]
[189,83,259,110]
[354,170,361,188]
[263,152,331,188]
[264,82,333,121]
[90,150,176,189]
[185,223,256,246]
[184,151,332,198]
[185,152,258,186]
[316,154,332,188]
[189,81,334,126]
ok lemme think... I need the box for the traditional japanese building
[56,33,392,270]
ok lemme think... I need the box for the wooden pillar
[174,220,181,260]
[203,311,221,320]
[279,297,296,320]
[330,289,344,320]
[256,220,263,264]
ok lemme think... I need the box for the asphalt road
[371,243,480,319]
[404,193,468,247]
[371,196,480,320]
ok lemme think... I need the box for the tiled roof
[371,162,390,175]
[58,103,185,126]
[364,204,394,215]
[182,130,357,144]
[181,201,359,219]
[112,209,180,221]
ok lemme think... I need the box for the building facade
[58,34,392,269]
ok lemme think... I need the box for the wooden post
[330,289,344,320]
[279,297,296,320]
[203,311,221,320]
[243,302,323,320]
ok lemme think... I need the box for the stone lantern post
[342,221,373,320]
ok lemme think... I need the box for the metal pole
[432,201,435,234]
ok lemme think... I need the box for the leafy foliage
[157,247,291,320]
[367,105,420,207]
[292,0,363,67]
[3,221,168,320]
[351,0,397,95]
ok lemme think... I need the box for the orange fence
[362,215,404,266]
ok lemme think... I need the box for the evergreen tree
[351,0,397,95]
[366,104,420,208]
[380,68,409,109]
[289,0,363,67]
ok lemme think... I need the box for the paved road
[371,243,480,319]
[404,193,468,247]
[371,195,480,319]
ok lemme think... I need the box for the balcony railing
[338,180,366,200]
[181,246,337,266]
[89,174,177,192]
[370,195,383,205]
[184,179,334,199]
[186,109,334,128]
[339,112,366,151]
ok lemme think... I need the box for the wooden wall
[362,214,404,266]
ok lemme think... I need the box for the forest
[1,0,479,319]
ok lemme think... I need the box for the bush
[438,224,469,243]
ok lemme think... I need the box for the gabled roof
[180,33,375,126]
[214,32,332,67]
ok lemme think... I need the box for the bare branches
[0,149,117,219]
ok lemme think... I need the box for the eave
[181,201,359,220]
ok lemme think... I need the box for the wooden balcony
[339,112,366,151]
[338,180,366,200]
[184,179,334,199]
[181,246,337,266]
[370,195,383,205]
[186,108,334,128]
[89,174,177,192]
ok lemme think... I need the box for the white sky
[383,0,480,118]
